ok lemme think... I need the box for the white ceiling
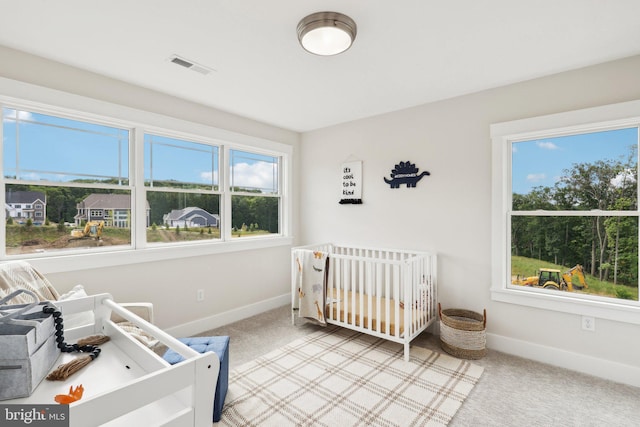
[1,1,640,132]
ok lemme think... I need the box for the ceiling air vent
[168,55,214,75]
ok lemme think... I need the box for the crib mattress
[325,289,426,337]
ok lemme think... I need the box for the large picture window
[144,133,220,244]
[511,128,638,302]
[229,149,280,238]
[3,108,132,255]
[492,101,640,323]
[1,95,291,262]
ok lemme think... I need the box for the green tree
[511,154,638,288]
[557,159,628,279]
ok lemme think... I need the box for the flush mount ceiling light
[297,11,357,56]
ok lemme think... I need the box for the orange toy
[54,384,84,404]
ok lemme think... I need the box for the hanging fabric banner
[339,161,363,204]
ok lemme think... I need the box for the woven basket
[438,303,487,360]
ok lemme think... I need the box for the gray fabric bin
[0,302,59,400]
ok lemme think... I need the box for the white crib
[292,243,437,361]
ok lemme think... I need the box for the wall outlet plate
[582,315,595,331]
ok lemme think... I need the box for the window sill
[491,286,640,325]
[27,236,294,275]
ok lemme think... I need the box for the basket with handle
[438,302,487,360]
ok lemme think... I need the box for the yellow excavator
[70,221,104,240]
[561,265,588,291]
[512,264,588,292]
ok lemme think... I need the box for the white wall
[0,45,300,332]
[299,55,640,386]
[48,245,293,331]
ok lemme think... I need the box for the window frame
[142,129,223,246]
[0,77,293,273]
[491,99,640,325]
[226,147,283,240]
[3,104,136,254]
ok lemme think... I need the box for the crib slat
[343,258,348,321]
[376,263,386,331]
[419,258,425,331]
[357,259,363,330]
[393,262,398,336]
[368,260,373,331]
[349,257,355,327]
[335,257,342,322]
[412,261,417,333]
[327,255,333,321]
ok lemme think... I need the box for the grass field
[6,223,271,254]
[512,255,638,301]
[146,227,220,242]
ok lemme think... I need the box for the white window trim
[491,99,640,325]
[0,77,293,274]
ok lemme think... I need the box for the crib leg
[404,343,410,362]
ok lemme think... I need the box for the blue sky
[511,127,638,195]
[3,108,278,192]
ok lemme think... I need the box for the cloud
[611,169,636,188]
[526,173,546,182]
[536,141,559,150]
[231,162,277,192]
[18,172,42,181]
[200,171,219,183]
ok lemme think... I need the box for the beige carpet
[219,326,483,427]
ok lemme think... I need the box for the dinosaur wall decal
[384,161,430,188]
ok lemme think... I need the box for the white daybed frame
[9,293,219,427]
[292,243,437,361]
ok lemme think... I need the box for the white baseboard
[164,293,290,338]
[487,332,640,388]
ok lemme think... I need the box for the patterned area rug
[219,327,483,426]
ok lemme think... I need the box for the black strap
[43,304,101,360]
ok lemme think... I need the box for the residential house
[75,194,150,228]
[163,207,219,228]
[5,190,46,225]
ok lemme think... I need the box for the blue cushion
[163,336,229,364]
[163,336,229,422]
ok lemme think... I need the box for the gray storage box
[0,302,59,400]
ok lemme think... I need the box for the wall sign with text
[339,161,363,204]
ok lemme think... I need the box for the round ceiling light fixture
[297,11,357,56]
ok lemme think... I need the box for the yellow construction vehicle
[70,221,104,240]
[512,265,588,292]
[512,272,544,287]
[560,265,588,291]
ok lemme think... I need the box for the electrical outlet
[581,316,595,331]
[196,289,205,302]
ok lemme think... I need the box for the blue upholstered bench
[163,336,230,423]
